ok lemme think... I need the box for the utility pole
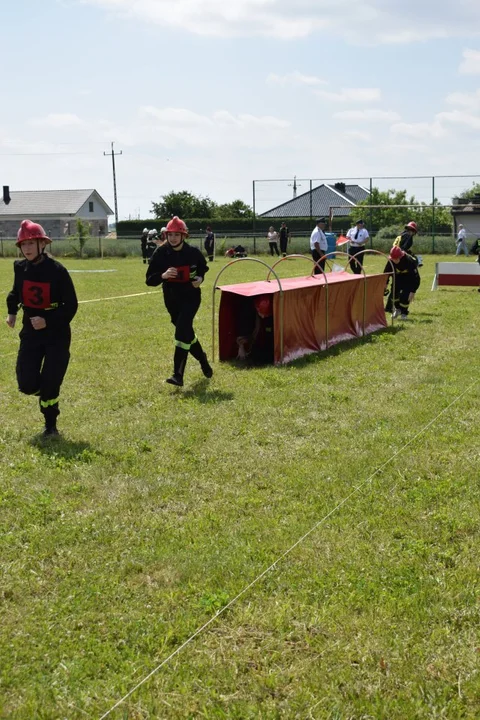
[288,175,301,199]
[104,142,122,228]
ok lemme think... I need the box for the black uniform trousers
[16,327,71,421]
[280,238,288,256]
[204,239,214,262]
[385,280,412,316]
[311,249,326,274]
[348,245,365,274]
[164,290,201,348]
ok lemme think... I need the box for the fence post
[369,177,373,247]
[431,176,435,253]
[252,180,256,253]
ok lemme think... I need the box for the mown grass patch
[0,254,479,719]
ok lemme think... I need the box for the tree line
[149,183,480,230]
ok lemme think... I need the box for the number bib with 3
[22,280,51,309]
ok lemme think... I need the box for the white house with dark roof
[260,182,370,219]
[0,189,113,239]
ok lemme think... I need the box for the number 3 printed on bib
[22,280,51,309]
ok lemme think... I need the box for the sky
[2,0,480,220]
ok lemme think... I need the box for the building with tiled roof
[260,182,370,219]
[0,189,113,238]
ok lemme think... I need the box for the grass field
[0,254,479,719]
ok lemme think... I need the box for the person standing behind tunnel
[346,219,369,274]
[393,221,418,254]
[204,226,215,262]
[267,226,280,256]
[310,218,328,273]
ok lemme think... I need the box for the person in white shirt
[346,219,369,274]
[266,226,280,256]
[310,218,328,274]
[456,224,469,256]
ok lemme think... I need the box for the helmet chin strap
[168,237,185,250]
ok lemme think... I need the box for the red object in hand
[336,235,349,246]
[167,265,191,283]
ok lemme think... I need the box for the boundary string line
[99,377,479,719]
[79,290,161,304]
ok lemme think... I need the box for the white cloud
[266,71,326,87]
[459,48,480,74]
[28,113,84,128]
[390,121,445,139]
[445,90,480,109]
[79,0,480,43]
[333,109,400,122]
[138,105,291,148]
[315,88,381,103]
[343,130,372,142]
[436,109,480,130]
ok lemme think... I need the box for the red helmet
[389,246,405,261]
[16,219,51,246]
[254,294,273,316]
[166,216,188,235]
[405,221,418,233]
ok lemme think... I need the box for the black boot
[189,339,213,378]
[166,347,188,387]
[41,403,60,438]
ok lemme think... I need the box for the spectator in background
[267,226,280,256]
[346,219,369,274]
[279,222,290,257]
[204,226,215,262]
[310,218,328,273]
[456,224,469,256]
[140,227,149,264]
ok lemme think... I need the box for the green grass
[0,254,479,719]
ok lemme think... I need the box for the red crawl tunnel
[212,254,392,366]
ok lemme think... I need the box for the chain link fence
[0,230,463,259]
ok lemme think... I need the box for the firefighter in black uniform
[204,226,215,262]
[393,220,418,253]
[146,216,213,387]
[140,227,149,263]
[6,220,78,437]
[236,295,274,364]
[145,229,158,262]
[384,245,420,319]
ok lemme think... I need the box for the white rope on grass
[98,376,479,720]
[78,290,161,304]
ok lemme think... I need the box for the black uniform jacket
[145,242,208,297]
[6,256,78,333]
[384,253,420,293]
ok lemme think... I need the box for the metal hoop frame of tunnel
[212,257,286,364]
